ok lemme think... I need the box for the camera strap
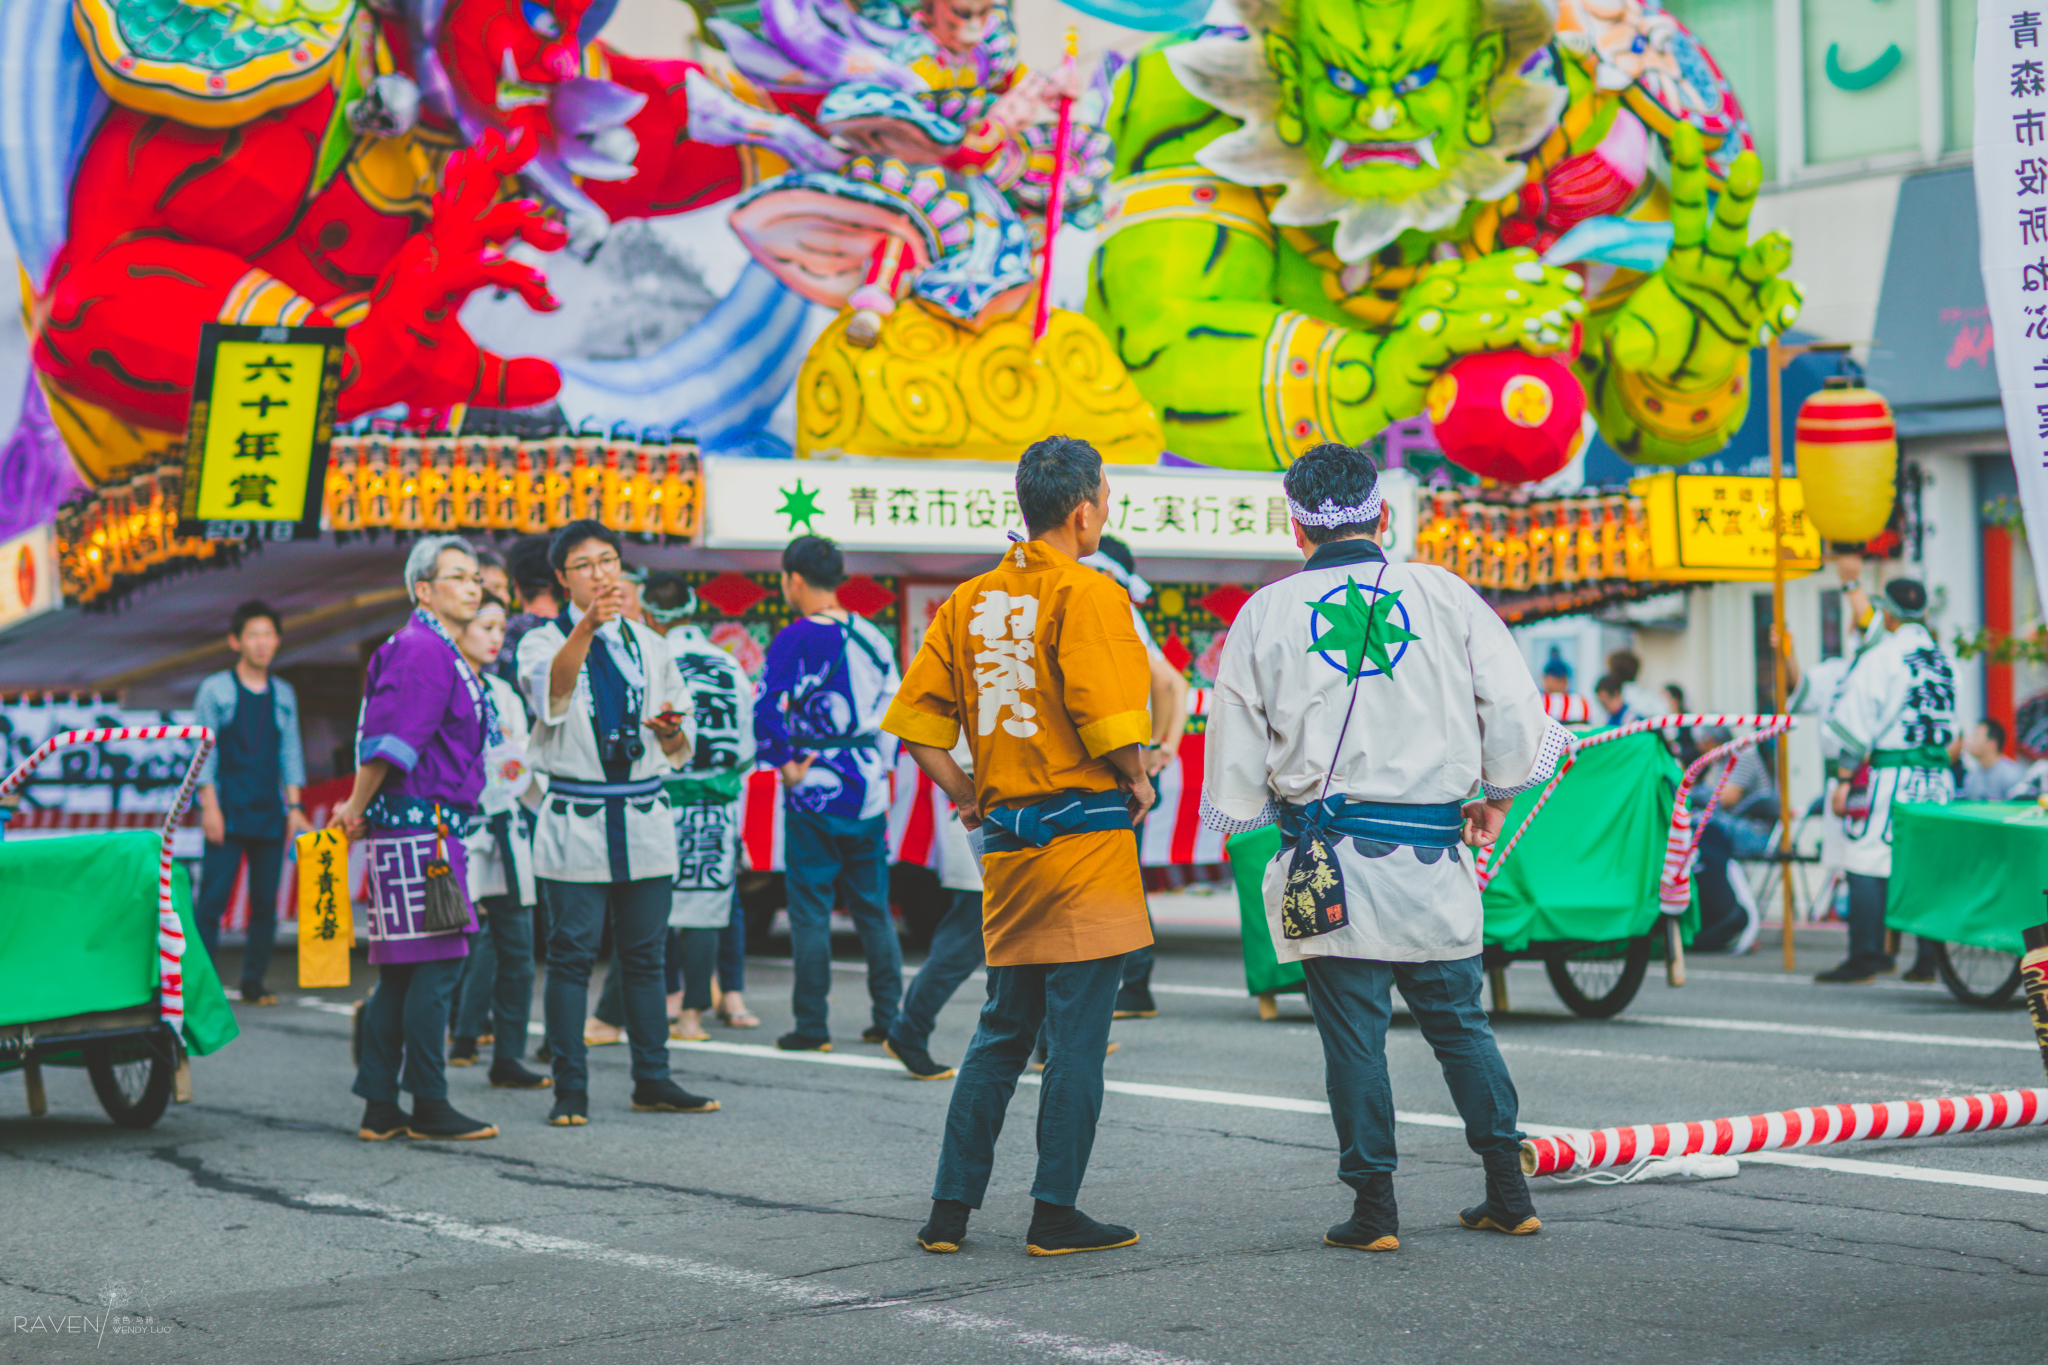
[557,613,645,782]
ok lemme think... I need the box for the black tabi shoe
[548,1089,589,1126]
[1026,1201,1139,1256]
[860,1025,891,1044]
[489,1059,552,1090]
[883,1036,956,1081]
[632,1079,720,1113]
[448,1037,480,1066]
[1813,957,1885,984]
[918,1198,971,1253]
[358,1100,410,1141]
[1112,986,1158,1020]
[1325,1172,1400,1252]
[1457,1155,1541,1236]
[776,1031,833,1052]
[1901,959,1940,984]
[241,983,279,1006]
[406,1097,498,1141]
[534,1041,552,1064]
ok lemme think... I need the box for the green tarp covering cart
[1889,801,2048,1007]
[1,727,237,1127]
[1230,723,1770,1020]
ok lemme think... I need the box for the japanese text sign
[1976,0,2048,620]
[702,455,1307,560]
[1631,471,1821,579]
[181,323,345,536]
[295,827,352,987]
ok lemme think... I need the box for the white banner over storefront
[1978,0,2048,618]
[703,455,1417,560]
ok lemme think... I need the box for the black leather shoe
[489,1059,552,1090]
[1814,956,1888,984]
[632,1079,720,1113]
[548,1089,589,1126]
[358,1100,410,1141]
[1026,1201,1138,1256]
[883,1035,956,1080]
[1458,1155,1541,1235]
[776,1031,833,1052]
[1325,1172,1399,1251]
[406,1097,498,1140]
[918,1198,971,1253]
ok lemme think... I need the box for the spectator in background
[1606,650,1659,722]
[1955,719,2026,801]
[1594,675,1636,728]
[475,547,510,606]
[1662,684,1701,768]
[448,593,552,1091]
[1537,648,1589,724]
[756,534,904,1053]
[193,600,310,1006]
[499,534,562,695]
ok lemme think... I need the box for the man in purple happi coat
[332,535,500,1143]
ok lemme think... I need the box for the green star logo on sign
[1305,576,1419,682]
[776,480,824,533]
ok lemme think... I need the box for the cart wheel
[1932,942,2022,1008]
[1544,936,1653,1019]
[84,1027,176,1129]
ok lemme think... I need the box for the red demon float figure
[36,0,810,480]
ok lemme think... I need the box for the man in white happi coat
[1202,444,1570,1253]
[517,519,715,1125]
[1811,578,1956,984]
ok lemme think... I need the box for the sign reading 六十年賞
[179,323,346,540]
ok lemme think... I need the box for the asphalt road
[6,928,2048,1365]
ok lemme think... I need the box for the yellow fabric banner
[296,828,352,988]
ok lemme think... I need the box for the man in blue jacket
[192,600,309,1005]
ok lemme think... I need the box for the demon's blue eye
[1324,63,1367,95]
[1392,61,1439,95]
[522,1,562,38]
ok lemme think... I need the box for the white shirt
[517,616,696,883]
[1204,546,1565,963]
[464,672,543,904]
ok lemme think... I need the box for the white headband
[1079,552,1152,604]
[1287,485,1383,529]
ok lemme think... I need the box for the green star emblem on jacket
[1306,576,1419,681]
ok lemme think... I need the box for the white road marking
[297,1193,1207,1365]
[1618,1014,2037,1052]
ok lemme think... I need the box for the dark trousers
[453,894,536,1065]
[1119,916,1154,994]
[352,957,466,1103]
[595,926,720,1021]
[783,809,902,1040]
[194,834,286,990]
[541,877,672,1093]
[1301,955,1522,1191]
[932,954,1124,1208]
[719,887,745,993]
[893,891,985,1052]
[1843,871,1936,968]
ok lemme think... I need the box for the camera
[600,726,646,765]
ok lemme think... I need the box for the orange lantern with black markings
[1794,378,1897,544]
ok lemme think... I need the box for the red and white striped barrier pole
[1521,1088,2048,1177]
[2,726,216,1036]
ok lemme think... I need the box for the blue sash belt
[981,790,1133,855]
[1279,796,1465,850]
[548,775,665,800]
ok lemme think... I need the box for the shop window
[1802,0,1922,163]
[1664,0,1778,181]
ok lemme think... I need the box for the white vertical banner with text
[1979,0,2048,619]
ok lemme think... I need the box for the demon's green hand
[1373,247,1585,421]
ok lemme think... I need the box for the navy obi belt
[981,789,1133,855]
[1276,797,1464,941]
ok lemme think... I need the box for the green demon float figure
[1086,0,1803,471]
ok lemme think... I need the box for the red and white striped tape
[1521,1088,2048,1177]
[1475,714,1794,892]
[2,725,215,1036]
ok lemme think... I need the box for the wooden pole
[1769,337,1797,971]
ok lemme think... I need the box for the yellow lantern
[1794,379,1897,544]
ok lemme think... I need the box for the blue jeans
[541,877,673,1093]
[932,953,1124,1208]
[453,894,536,1066]
[892,891,985,1052]
[783,809,902,1040]
[353,957,466,1103]
[1301,955,1522,1190]
[193,834,285,991]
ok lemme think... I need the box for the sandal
[716,1007,761,1029]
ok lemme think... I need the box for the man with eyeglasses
[515,519,715,1125]
[331,535,500,1143]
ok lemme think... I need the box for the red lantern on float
[1423,346,1588,485]
[1794,378,1897,545]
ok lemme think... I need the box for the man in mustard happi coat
[884,436,1158,1258]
